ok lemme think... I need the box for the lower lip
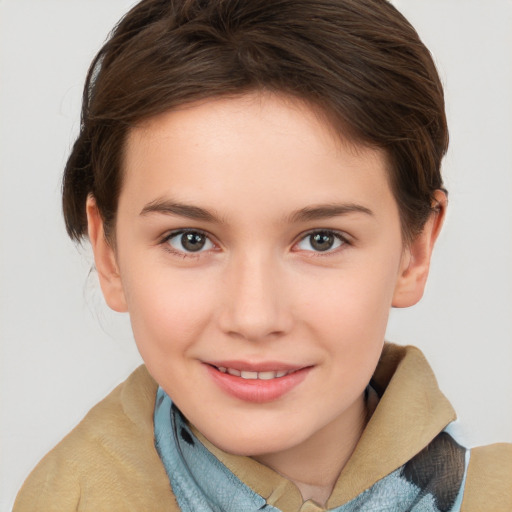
[205,364,311,403]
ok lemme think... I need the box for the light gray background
[1,1,511,510]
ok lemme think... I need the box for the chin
[217,438,288,458]
[203,423,308,457]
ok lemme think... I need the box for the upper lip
[204,360,308,372]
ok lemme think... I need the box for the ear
[392,190,447,308]
[86,195,128,312]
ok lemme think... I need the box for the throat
[293,479,337,507]
[253,391,373,506]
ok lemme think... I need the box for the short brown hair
[62,0,448,242]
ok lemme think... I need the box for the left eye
[166,230,214,253]
[296,231,345,252]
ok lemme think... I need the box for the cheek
[306,264,397,323]
[298,252,401,354]
[120,264,217,357]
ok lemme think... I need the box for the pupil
[182,232,205,252]
[311,232,334,251]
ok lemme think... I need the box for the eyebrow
[288,203,374,223]
[140,199,218,222]
[140,199,374,223]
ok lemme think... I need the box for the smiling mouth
[214,366,296,380]
[205,363,312,402]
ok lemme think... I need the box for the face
[90,92,434,458]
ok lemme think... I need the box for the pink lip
[204,362,312,403]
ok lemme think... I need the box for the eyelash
[159,228,350,258]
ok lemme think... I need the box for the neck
[252,392,370,506]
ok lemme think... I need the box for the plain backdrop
[1,1,511,510]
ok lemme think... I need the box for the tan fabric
[13,366,178,512]
[461,443,512,511]
[14,344,512,511]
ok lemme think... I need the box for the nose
[217,252,293,342]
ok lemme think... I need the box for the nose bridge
[219,249,291,341]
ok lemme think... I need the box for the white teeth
[240,371,258,380]
[258,371,277,380]
[217,366,293,380]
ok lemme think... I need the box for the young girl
[12,0,512,510]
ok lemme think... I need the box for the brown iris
[310,232,336,251]
[180,232,207,252]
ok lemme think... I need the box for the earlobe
[392,190,447,308]
[86,195,128,313]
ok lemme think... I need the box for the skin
[87,92,445,505]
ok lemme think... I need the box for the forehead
[120,92,396,222]
[127,92,349,161]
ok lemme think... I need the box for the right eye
[164,230,214,254]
